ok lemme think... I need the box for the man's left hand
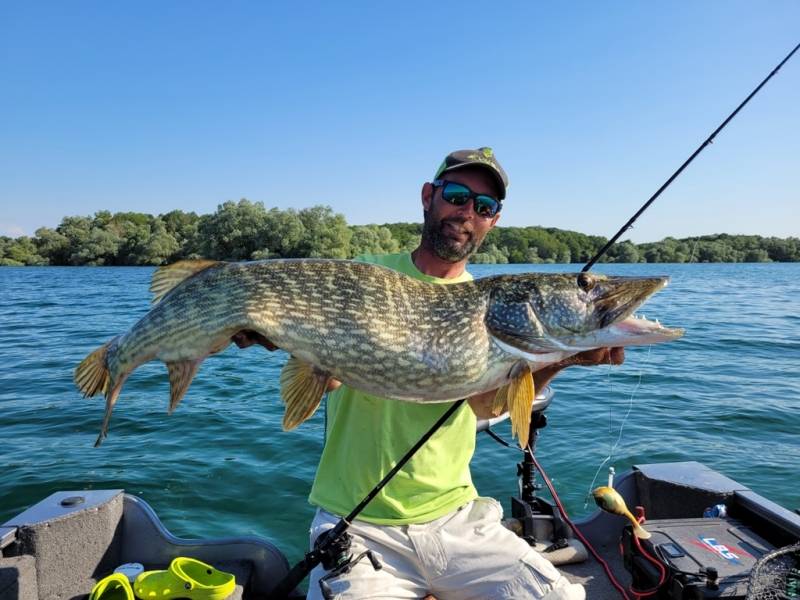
[557,347,625,368]
[469,347,625,419]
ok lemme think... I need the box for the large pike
[75,259,683,446]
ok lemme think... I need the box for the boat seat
[0,490,295,598]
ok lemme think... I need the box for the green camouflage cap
[434,147,508,200]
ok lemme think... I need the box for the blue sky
[1,2,798,242]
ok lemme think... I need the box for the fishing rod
[582,41,800,272]
[267,399,466,599]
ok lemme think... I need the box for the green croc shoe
[90,572,135,600]
[134,557,235,600]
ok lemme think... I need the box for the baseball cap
[433,147,509,200]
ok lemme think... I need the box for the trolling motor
[480,386,574,551]
[510,391,573,551]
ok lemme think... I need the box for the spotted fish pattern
[75,259,682,447]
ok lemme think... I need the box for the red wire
[528,450,632,600]
[528,451,671,599]
[629,534,667,598]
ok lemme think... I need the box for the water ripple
[1,263,799,561]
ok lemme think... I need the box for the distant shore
[2,200,798,266]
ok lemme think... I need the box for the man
[303,148,624,599]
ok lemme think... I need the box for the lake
[1,262,798,565]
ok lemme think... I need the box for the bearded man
[304,148,622,599]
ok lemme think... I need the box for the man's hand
[468,348,625,419]
[533,346,624,390]
[231,330,279,351]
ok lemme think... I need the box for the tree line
[1,199,798,266]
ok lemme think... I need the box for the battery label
[690,536,751,565]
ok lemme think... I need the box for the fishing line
[584,346,653,509]
[687,237,699,264]
[582,41,800,271]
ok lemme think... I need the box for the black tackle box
[622,517,775,599]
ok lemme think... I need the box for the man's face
[421,167,502,262]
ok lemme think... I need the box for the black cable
[582,41,800,272]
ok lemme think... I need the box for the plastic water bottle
[703,504,728,518]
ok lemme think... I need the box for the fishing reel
[314,529,382,600]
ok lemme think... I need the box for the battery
[622,517,775,599]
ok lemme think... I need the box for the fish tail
[74,340,114,398]
[632,522,652,539]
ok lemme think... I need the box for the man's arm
[468,347,625,419]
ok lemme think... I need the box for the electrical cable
[483,426,671,598]
[527,450,632,600]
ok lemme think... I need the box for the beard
[422,210,479,262]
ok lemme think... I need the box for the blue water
[1,263,799,564]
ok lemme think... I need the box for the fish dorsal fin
[150,260,220,304]
[166,359,203,413]
[280,356,331,431]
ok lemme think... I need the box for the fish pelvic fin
[75,341,113,398]
[280,356,331,431]
[492,384,509,417]
[150,259,221,304]
[166,359,203,414]
[507,363,535,448]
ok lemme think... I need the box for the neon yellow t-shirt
[308,252,479,525]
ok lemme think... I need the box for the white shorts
[306,497,585,600]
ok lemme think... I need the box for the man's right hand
[231,330,279,351]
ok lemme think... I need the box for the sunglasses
[432,179,502,218]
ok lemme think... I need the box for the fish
[592,485,652,539]
[74,259,683,447]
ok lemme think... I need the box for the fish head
[485,272,683,358]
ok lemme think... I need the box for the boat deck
[562,544,630,599]
[3,461,800,599]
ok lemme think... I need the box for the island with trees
[1,200,797,266]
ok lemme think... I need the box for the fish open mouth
[605,313,684,344]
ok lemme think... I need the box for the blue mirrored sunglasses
[432,179,502,218]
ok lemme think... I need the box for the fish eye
[577,272,595,292]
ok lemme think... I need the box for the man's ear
[489,212,500,228]
[421,182,434,211]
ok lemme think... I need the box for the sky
[1,2,798,243]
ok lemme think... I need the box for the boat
[3,390,799,599]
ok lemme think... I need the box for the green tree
[296,206,352,258]
[257,208,307,258]
[350,225,401,257]
[608,240,640,263]
[0,236,46,265]
[34,227,69,264]
[160,210,201,259]
[197,199,269,260]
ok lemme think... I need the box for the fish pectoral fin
[280,356,331,431]
[150,259,221,304]
[507,364,535,448]
[166,359,203,413]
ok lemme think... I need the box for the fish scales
[75,258,683,446]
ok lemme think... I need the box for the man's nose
[453,199,475,219]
